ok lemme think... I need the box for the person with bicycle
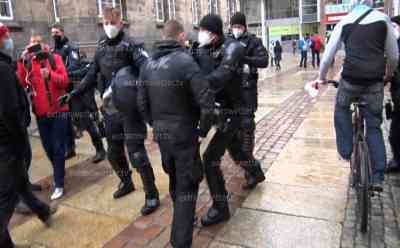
[316,0,399,187]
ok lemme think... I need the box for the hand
[58,94,71,106]
[40,68,50,80]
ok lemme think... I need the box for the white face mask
[198,31,213,47]
[103,24,120,39]
[232,28,244,39]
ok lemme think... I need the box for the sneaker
[38,204,58,227]
[50,188,64,201]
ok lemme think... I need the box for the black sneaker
[113,181,135,199]
[201,206,230,227]
[141,198,160,216]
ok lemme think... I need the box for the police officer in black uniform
[59,7,160,215]
[138,20,214,248]
[193,14,257,227]
[227,12,268,189]
[51,24,106,163]
[387,16,400,173]
[0,24,55,248]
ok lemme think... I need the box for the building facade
[0,0,240,55]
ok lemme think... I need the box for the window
[0,0,13,20]
[97,0,124,17]
[208,0,220,14]
[192,0,201,25]
[155,0,176,23]
[53,0,60,22]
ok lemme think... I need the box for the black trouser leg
[65,115,76,153]
[390,109,400,163]
[123,114,159,199]
[104,114,131,182]
[316,51,320,67]
[0,156,23,248]
[87,119,105,152]
[160,140,201,248]
[203,130,235,210]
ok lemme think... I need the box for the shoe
[201,206,230,227]
[91,148,106,164]
[141,198,160,216]
[65,150,76,160]
[29,182,42,192]
[113,181,135,199]
[243,172,266,190]
[15,202,32,215]
[50,188,64,201]
[38,204,58,227]
[385,159,400,174]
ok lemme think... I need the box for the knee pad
[130,151,150,168]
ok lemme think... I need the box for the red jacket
[17,52,70,118]
[312,35,323,51]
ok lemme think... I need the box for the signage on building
[269,24,300,37]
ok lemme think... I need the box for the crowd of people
[1,0,400,246]
[0,8,269,248]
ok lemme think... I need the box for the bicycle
[325,80,382,233]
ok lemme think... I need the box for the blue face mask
[1,38,14,57]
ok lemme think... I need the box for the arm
[0,65,29,145]
[319,22,343,80]
[185,59,215,137]
[244,38,269,68]
[73,51,100,97]
[206,42,245,92]
[50,54,70,90]
[136,65,152,125]
[385,17,399,78]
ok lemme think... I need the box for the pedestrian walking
[311,33,323,68]
[299,34,311,68]
[274,41,283,71]
[269,41,275,67]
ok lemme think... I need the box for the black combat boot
[113,173,135,199]
[242,160,265,190]
[201,204,230,227]
[91,140,106,164]
[137,166,160,215]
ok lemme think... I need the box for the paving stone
[243,182,347,222]
[217,208,341,248]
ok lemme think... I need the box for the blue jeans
[335,79,386,183]
[37,115,68,188]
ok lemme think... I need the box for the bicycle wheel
[358,141,370,233]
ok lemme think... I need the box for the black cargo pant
[203,116,242,211]
[228,87,263,178]
[123,112,158,198]
[390,99,400,164]
[0,153,50,248]
[156,123,202,248]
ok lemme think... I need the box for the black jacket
[137,40,214,140]
[0,51,31,157]
[194,37,245,114]
[75,30,148,97]
[228,32,268,81]
[53,37,81,81]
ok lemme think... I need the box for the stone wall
[4,0,240,56]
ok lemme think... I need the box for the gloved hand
[58,90,77,106]
[58,93,72,106]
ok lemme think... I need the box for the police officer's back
[138,20,214,248]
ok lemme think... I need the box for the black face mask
[53,35,63,47]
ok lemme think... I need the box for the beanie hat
[230,12,247,27]
[199,14,223,36]
[392,15,400,26]
[0,23,9,39]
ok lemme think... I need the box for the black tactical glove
[58,90,77,106]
